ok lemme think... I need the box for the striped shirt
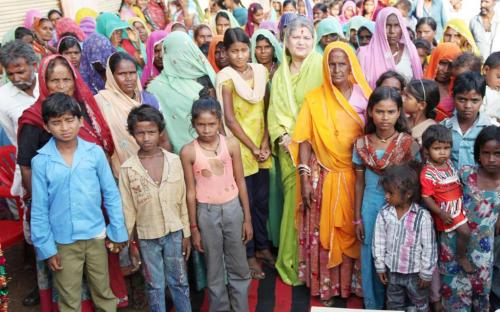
[372,203,437,281]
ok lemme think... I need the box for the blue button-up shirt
[31,137,128,260]
[441,113,492,170]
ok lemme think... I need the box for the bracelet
[190,224,198,230]
[352,219,363,225]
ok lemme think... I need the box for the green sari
[250,29,284,247]
[268,46,323,285]
[147,31,216,154]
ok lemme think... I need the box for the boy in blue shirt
[30,93,128,312]
[441,72,492,169]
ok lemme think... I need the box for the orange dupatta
[290,42,372,268]
[208,35,224,73]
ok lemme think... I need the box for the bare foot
[457,256,475,274]
[256,249,276,268]
[248,257,265,279]
[431,300,444,312]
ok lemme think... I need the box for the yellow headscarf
[442,19,480,55]
[128,17,151,36]
[75,7,98,25]
[290,41,372,267]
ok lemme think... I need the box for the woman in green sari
[148,31,216,153]
[268,16,323,285]
[251,29,283,248]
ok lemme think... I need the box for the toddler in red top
[420,125,473,273]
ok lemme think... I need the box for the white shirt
[395,48,413,83]
[0,75,39,197]
[483,86,500,126]
[0,75,39,146]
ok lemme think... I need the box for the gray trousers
[197,197,251,312]
[387,272,430,312]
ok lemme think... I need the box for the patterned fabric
[0,245,7,312]
[439,166,500,311]
[372,203,437,281]
[421,160,467,232]
[354,132,416,175]
[80,33,117,94]
[297,155,363,300]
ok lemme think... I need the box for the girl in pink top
[180,98,252,312]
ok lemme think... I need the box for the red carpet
[195,266,364,312]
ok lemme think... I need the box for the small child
[403,79,439,145]
[180,98,252,312]
[482,52,500,125]
[372,164,437,312]
[441,71,492,169]
[30,93,128,311]
[119,105,192,312]
[420,124,473,273]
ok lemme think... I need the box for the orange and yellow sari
[290,41,371,300]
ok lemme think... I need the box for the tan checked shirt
[119,149,190,240]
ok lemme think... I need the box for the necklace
[375,130,397,143]
[198,136,220,156]
[237,65,251,75]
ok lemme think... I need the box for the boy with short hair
[30,93,128,312]
[441,71,492,169]
[119,105,192,312]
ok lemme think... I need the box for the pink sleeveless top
[193,135,239,204]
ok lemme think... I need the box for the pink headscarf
[245,3,263,37]
[357,7,423,88]
[56,18,86,41]
[24,9,43,29]
[140,30,168,87]
[79,17,96,37]
[339,1,357,25]
[259,21,278,36]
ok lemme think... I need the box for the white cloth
[0,76,39,146]
[0,75,39,198]
[470,12,500,59]
[483,86,500,126]
[395,48,413,83]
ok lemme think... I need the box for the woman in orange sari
[290,41,371,305]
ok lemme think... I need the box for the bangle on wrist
[352,219,362,225]
[190,224,198,230]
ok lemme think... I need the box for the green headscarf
[96,12,121,36]
[250,29,283,64]
[147,32,216,153]
[346,16,368,36]
[268,40,323,145]
[315,17,343,54]
[1,28,15,45]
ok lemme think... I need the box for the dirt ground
[4,242,191,312]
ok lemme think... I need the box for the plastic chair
[0,145,24,249]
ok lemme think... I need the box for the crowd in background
[0,0,499,311]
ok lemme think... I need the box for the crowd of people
[0,0,499,311]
